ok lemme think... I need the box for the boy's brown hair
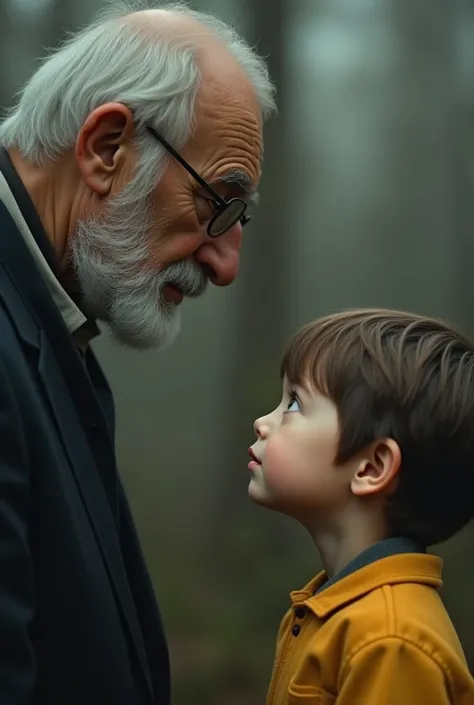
[281,308,474,546]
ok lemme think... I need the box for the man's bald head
[123,5,262,111]
[0,1,275,165]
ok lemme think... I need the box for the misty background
[1,0,473,703]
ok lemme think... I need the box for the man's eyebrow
[211,169,260,205]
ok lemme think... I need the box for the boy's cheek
[262,440,286,483]
[262,440,302,497]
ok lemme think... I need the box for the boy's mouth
[248,447,262,467]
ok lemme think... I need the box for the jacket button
[295,607,305,619]
[292,624,300,636]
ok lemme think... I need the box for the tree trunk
[210,0,303,587]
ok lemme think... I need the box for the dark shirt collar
[0,147,58,272]
[315,537,426,595]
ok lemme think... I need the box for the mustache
[162,258,208,298]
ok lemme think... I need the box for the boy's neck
[312,514,388,579]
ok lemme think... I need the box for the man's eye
[286,393,300,412]
[196,194,216,221]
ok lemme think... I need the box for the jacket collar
[315,536,426,595]
[0,148,98,346]
[290,542,442,619]
[0,148,58,271]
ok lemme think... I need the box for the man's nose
[194,223,242,286]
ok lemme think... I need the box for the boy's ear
[351,438,401,497]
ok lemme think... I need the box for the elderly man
[0,2,275,704]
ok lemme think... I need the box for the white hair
[0,0,277,350]
[0,0,276,203]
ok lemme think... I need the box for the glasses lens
[208,199,247,237]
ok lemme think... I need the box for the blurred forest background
[1,0,474,703]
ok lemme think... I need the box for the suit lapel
[37,333,153,702]
[0,199,153,702]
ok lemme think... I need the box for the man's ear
[75,102,135,196]
[351,438,401,498]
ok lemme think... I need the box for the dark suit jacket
[0,150,170,704]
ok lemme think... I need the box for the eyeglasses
[146,125,251,237]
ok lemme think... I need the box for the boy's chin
[248,477,271,506]
[248,481,314,525]
[248,479,284,513]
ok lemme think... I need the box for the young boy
[248,308,474,705]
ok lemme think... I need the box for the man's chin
[107,308,182,351]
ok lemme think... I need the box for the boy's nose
[254,416,270,439]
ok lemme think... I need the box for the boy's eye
[286,394,301,412]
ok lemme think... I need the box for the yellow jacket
[267,553,474,705]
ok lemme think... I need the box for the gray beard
[70,187,207,350]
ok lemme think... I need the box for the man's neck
[8,149,76,272]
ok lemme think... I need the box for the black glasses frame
[146,126,251,237]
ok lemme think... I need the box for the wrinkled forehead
[187,70,264,190]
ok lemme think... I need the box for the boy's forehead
[282,372,314,395]
[281,335,331,389]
